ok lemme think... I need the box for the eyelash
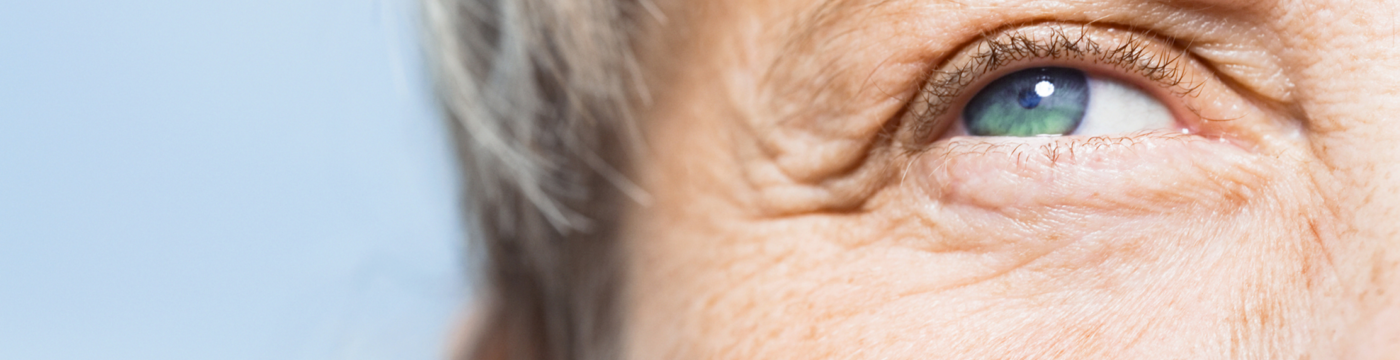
[906,24,1207,144]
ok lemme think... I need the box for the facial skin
[620,0,1400,358]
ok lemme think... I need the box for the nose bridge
[1281,0,1400,190]
[1286,2,1400,356]
[1292,0,1400,133]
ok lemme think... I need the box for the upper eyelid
[906,23,1208,144]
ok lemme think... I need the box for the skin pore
[620,0,1400,358]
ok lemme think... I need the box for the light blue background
[0,1,469,359]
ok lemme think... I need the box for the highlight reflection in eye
[962,67,1175,137]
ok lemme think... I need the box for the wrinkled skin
[622,0,1400,358]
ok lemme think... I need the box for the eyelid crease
[906,23,1208,147]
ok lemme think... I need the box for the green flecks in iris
[963,67,1089,137]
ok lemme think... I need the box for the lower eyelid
[910,131,1269,215]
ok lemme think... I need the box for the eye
[962,67,1175,137]
[902,24,1239,145]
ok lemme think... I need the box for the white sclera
[1073,76,1176,136]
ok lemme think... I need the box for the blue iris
[963,67,1089,137]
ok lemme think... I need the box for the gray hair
[422,0,649,358]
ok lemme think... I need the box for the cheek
[623,125,1351,358]
[626,130,1348,360]
[874,131,1342,358]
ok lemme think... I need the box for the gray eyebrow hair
[778,0,882,58]
[784,0,910,44]
[760,0,923,127]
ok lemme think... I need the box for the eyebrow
[774,0,1277,80]
[1158,0,1279,15]
[792,0,1277,38]
[789,0,906,44]
[769,0,915,86]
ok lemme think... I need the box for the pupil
[1018,87,1042,109]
